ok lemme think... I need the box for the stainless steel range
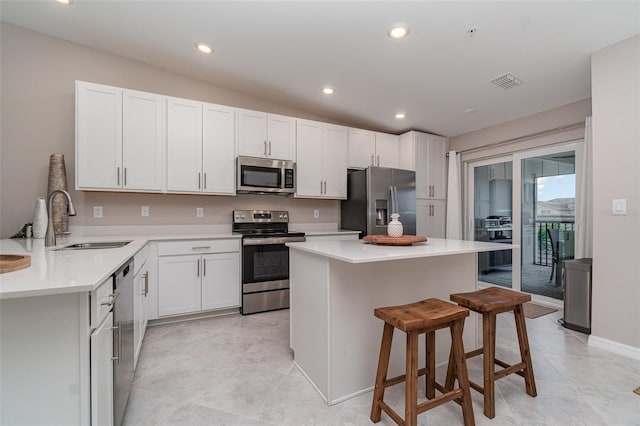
[233,210,305,315]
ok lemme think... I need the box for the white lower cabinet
[133,262,149,367]
[90,311,113,426]
[157,239,240,317]
[416,199,446,238]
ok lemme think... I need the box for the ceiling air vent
[490,73,524,89]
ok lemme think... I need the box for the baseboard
[588,335,640,361]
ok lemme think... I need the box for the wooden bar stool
[370,298,475,426]
[447,287,537,419]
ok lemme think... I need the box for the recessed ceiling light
[388,24,410,40]
[395,113,406,119]
[466,28,478,37]
[464,108,476,114]
[195,42,213,54]
[56,0,73,5]
[322,87,335,95]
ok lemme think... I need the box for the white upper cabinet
[167,99,236,195]
[296,120,347,199]
[237,109,295,160]
[348,128,376,169]
[76,81,163,191]
[122,90,163,191]
[202,102,236,194]
[347,128,399,169]
[400,131,448,199]
[76,81,123,189]
[167,97,203,192]
[374,132,400,168]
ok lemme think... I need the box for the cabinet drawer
[91,276,114,329]
[157,239,239,256]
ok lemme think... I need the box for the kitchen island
[287,237,516,405]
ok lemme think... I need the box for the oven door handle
[242,236,306,246]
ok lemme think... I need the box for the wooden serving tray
[0,254,31,273]
[363,235,428,246]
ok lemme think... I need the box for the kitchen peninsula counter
[287,237,516,405]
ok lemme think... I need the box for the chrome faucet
[45,190,77,247]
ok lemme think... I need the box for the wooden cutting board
[0,254,31,273]
[363,235,428,246]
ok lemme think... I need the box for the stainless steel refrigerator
[341,167,416,237]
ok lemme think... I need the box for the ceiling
[1,1,639,137]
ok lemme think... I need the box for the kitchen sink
[55,241,132,250]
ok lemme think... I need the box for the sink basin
[55,241,132,250]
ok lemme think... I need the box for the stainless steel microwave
[237,156,296,195]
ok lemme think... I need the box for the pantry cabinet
[296,120,348,199]
[416,199,446,238]
[237,109,296,160]
[347,128,399,169]
[76,81,163,191]
[400,131,448,199]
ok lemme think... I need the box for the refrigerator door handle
[390,185,398,214]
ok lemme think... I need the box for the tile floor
[124,308,640,426]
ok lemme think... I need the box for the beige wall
[0,23,341,238]
[591,35,640,349]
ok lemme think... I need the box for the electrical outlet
[93,206,103,218]
[313,209,319,219]
[612,199,627,215]
[141,206,149,217]
[196,207,204,218]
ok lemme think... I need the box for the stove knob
[279,214,284,219]
[240,214,246,219]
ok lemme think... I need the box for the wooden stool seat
[448,287,537,419]
[371,298,475,426]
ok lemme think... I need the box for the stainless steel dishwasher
[113,258,134,426]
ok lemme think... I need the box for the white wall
[590,34,640,350]
[0,23,341,238]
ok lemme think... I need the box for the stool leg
[451,319,475,426]
[514,304,537,397]
[482,312,497,419]
[444,341,456,392]
[425,331,435,399]
[406,332,419,426]
[371,323,394,423]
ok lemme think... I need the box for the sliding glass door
[466,142,582,306]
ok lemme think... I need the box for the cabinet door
[76,81,122,189]
[322,124,348,198]
[201,253,240,310]
[348,128,375,169]
[202,103,236,194]
[429,135,448,198]
[167,98,203,192]
[375,133,400,168]
[416,199,446,238]
[267,114,296,160]
[158,255,201,316]
[122,90,163,191]
[295,119,324,197]
[90,312,113,426]
[237,109,267,158]
[415,133,430,198]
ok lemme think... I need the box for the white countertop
[302,230,361,237]
[0,233,240,300]
[287,238,517,264]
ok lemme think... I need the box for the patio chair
[547,229,560,282]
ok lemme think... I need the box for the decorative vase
[32,197,47,239]
[47,154,69,235]
[387,213,403,237]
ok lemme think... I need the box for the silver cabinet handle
[323,181,327,194]
[203,258,206,276]
[100,292,120,306]
[143,271,149,296]
[192,246,210,250]
[198,172,201,189]
[264,140,267,155]
[371,154,374,166]
[320,181,323,194]
[111,322,121,363]
[204,173,207,190]
[124,168,127,186]
[377,155,380,166]
[269,141,272,156]
[197,258,200,277]
[117,167,120,185]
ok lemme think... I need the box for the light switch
[612,199,627,215]
[313,209,319,219]
[93,206,103,218]
[141,206,149,217]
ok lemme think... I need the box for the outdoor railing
[534,221,575,266]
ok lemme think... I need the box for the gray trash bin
[560,258,592,334]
